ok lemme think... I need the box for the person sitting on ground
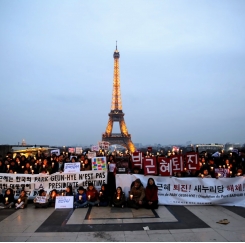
[145,178,158,209]
[127,178,145,209]
[86,183,99,207]
[112,186,126,208]
[65,185,73,196]
[98,184,109,206]
[1,188,15,208]
[74,186,87,208]
[48,189,58,207]
[15,190,28,209]
[33,189,49,208]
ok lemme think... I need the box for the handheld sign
[35,196,47,203]
[55,196,74,209]
[64,162,80,173]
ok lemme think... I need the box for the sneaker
[111,204,114,207]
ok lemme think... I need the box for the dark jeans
[145,200,158,209]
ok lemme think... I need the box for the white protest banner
[91,145,100,151]
[116,174,245,207]
[55,196,74,209]
[88,151,96,159]
[68,148,75,153]
[75,147,83,154]
[0,171,107,200]
[51,149,60,156]
[64,162,80,173]
[35,196,47,203]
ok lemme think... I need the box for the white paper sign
[88,151,97,159]
[64,162,80,173]
[55,196,74,209]
[51,149,60,156]
[35,196,47,203]
[75,147,83,154]
[91,145,100,151]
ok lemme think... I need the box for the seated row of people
[0,178,158,210]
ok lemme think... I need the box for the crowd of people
[0,177,158,210]
[0,148,245,210]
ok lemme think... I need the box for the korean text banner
[116,174,245,207]
[0,171,107,199]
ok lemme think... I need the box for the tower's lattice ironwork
[102,44,136,152]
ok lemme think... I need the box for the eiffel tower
[102,44,136,153]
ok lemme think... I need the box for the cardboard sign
[91,157,107,170]
[64,162,80,173]
[55,196,74,209]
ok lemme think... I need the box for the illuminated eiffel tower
[102,44,136,153]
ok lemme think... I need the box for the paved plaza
[0,204,245,242]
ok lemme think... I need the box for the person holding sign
[33,189,49,208]
[15,190,28,209]
[74,186,87,208]
[86,183,99,207]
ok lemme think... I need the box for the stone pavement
[0,205,245,241]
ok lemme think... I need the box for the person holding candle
[15,190,28,209]
[83,158,92,171]
[107,159,117,199]
[198,168,212,178]
[1,188,15,208]
[48,189,58,207]
[86,183,99,207]
[145,178,159,209]
[127,178,145,209]
[74,186,87,208]
[111,186,126,208]
[98,184,109,206]
[0,159,6,173]
[65,185,73,196]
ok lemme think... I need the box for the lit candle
[47,171,49,175]
[32,170,34,174]
[230,171,232,174]
[7,165,10,169]
[18,198,21,203]
[223,165,225,168]
[43,165,45,168]
[62,192,64,196]
[108,162,110,165]
[184,168,187,171]
[52,162,54,167]
[219,165,221,168]
[79,195,82,200]
[117,196,119,200]
[18,162,20,165]
[201,174,204,178]
[14,171,17,174]
[30,165,32,169]
[100,191,102,195]
[22,166,24,169]
[218,173,221,177]
[5,197,8,202]
[88,195,91,200]
[210,167,213,170]
[130,194,133,200]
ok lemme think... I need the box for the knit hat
[77,186,85,192]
